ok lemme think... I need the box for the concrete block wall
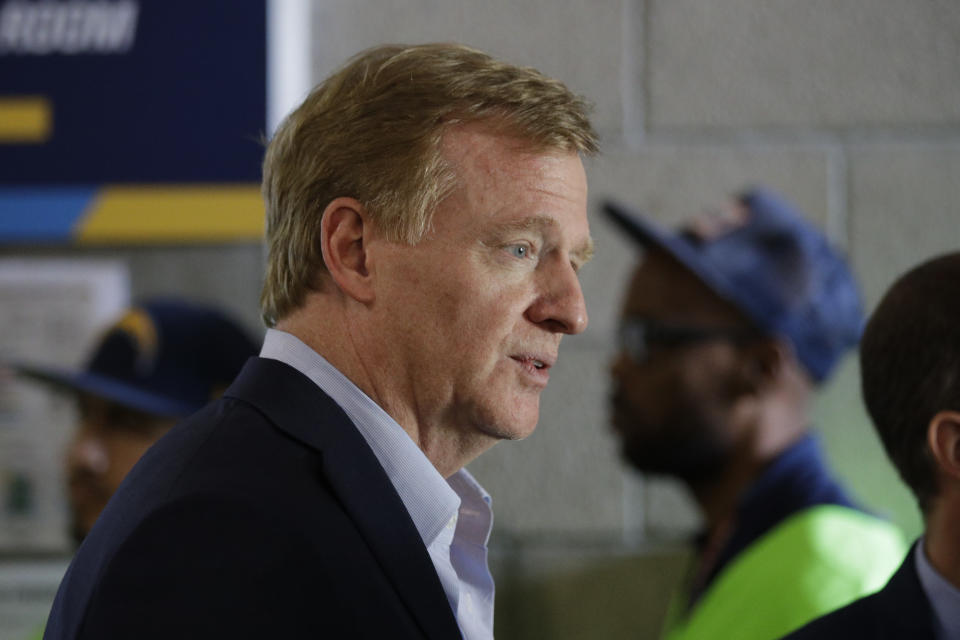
[4,2,956,638]
[307,1,959,637]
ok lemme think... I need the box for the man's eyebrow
[493,216,556,235]
[572,237,595,269]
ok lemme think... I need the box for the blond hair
[260,42,598,326]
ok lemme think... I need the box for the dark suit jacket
[43,358,463,639]
[783,541,935,639]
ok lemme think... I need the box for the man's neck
[691,405,807,533]
[274,307,494,478]
[690,450,762,533]
[924,495,960,588]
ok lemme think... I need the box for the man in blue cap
[17,298,257,543]
[604,188,906,640]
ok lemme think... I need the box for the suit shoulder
[74,494,341,638]
[782,590,884,639]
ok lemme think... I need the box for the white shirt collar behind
[915,538,960,640]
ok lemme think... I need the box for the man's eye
[506,244,530,259]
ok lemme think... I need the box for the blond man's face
[370,125,591,447]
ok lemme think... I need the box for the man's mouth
[511,353,554,368]
[510,354,555,384]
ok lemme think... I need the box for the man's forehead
[441,121,582,176]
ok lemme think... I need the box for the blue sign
[0,0,267,184]
[0,0,268,243]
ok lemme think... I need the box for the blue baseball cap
[14,299,258,417]
[603,187,863,383]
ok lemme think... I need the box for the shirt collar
[448,468,493,547]
[915,538,960,639]
[260,328,486,546]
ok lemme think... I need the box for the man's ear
[927,411,960,481]
[320,197,375,303]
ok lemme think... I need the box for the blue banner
[0,0,267,184]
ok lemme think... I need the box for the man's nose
[526,258,588,335]
[67,434,109,474]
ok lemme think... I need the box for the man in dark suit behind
[43,43,598,639]
[786,252,960,639]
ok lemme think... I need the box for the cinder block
[109,245,266,335]
[647,0,960,128]
[311,0,625,139]
[849,144,960,306]
[16,245,267,337]
[636,474,702,540]
[586,146,831,229]
[583,146,833,345]
[468,344,626,537]
[580,199,636,350]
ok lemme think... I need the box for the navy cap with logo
[603,187,863,383]
[15,299,259,417]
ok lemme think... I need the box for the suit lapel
[873,543,936,638]
[225,358,463,639]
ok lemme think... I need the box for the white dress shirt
[915,539,960,640]
[260,329,495,639]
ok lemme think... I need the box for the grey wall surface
[4,2,957,638]
[306,1,958,637]
[0,244,267,342]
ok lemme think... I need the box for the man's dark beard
[618,401,733,487]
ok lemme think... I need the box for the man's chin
[476,411,539,442]
[622,442,727,486]
[478,420,536,442]
[472,394,540,441]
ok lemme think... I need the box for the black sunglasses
[618,316,760,363]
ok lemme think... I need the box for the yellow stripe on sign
[78,184,265,243]
[0,96,52,143]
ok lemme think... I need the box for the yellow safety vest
[663,505,906,640]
